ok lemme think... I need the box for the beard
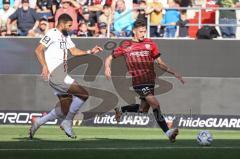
[62,29,69,36]
[138,37,144,42]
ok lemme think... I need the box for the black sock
[153,108,169,133]
[121,104,140,113]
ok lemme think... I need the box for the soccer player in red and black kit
[105,20,185,142]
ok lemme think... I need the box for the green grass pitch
[0,125,240,159]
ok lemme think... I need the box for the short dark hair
[40,17,48,22]
[58,14,73,25]
[173,0,181,5]
[139,0,146,4]
[103,4,110,9]
[133,20,146,29]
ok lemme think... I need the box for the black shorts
[133,84,155,99]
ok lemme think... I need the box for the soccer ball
[196,130,213,146]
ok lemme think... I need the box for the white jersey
[40,28,75,74]
[0,7,16,29]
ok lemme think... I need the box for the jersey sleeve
[112,40,131,58]
[40,31,54,47]
[151,42,161,59]
[66,36,75,49]
[112,45,125,58]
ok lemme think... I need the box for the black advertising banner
[81,113,240,130]
[1,110,240,130]
[175,114,240,129]
[81,112,156,128]
[0,111,58,125]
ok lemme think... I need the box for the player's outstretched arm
[105,55,113,80]
[35,43,49,80]
[156,57,185,84]
[69,45,103,56]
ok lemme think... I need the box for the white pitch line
[0,146,240,151]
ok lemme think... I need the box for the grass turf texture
[0,125,240,159]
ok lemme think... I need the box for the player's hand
[91,45,103,54]
[105,67,111,80]
[41,65,50,81]
[28,29,34,34]
[174,73,185,84]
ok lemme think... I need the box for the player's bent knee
[142,108,149,113]
[77,91,89,101]
[82,94,89,101]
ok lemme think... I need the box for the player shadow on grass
[13,137,45,141]
[1,139,240,159]
[9,137,240,148]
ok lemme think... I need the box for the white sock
[65,96,84,120]
[54,105,65,118]
[165,129,172,137]
[37,108,58,125]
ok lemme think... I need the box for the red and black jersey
[112,38,161,86]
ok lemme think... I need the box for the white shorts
[49,74,75,95]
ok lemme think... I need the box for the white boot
[60,120,76,139]
[166,128,179,143]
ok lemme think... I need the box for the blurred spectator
[180,0,192,7]
[133,0,140,3]
[79,0,110,26]
[55,0,80,34]
[147,0,163,37]
[194,0,204,6]
[105,0,112,6]
[161,0,180,38]
[52,0,61,15]
[0,0,14,9]
[14,0,37,9]
[0,0,16,36]
[97,21,107,37]
[82,1,112,33]
[76,0,88,5]
[98,2,115,37]
[135,0,147,23]
[28,17,49,37]
[124,0,133,10]
[36,0,53,20]
[85,0,106,11]
[7,0,40,36]
[196,25,219,39]
[78,7,96,35]
[98,4,111,24]
[83,0,105,6]
[113,0,134,37]
[176,10,189,37]
[217,0,238,38]
[77,22,92,36]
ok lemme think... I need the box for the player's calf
[153,108,169,132]
[114,107,122,123]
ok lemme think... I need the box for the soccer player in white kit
[29,14,103,139]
